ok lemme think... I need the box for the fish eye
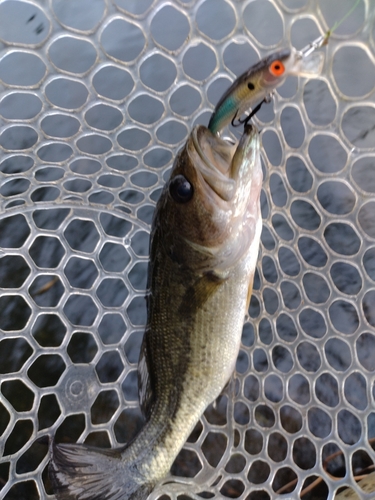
[169,174,194,203]
[247,82,255,90]
[269,60,285,77]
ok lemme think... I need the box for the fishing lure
[208,0,361,134]
[207,43,324,134]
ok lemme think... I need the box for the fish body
[50,124,263,500]
[208,47,323,134]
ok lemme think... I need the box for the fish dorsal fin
[138,334,154,419]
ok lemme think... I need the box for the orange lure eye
[269,60,285,77]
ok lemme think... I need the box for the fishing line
[326,0,361,37]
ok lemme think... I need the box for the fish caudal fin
[49,441,154,500]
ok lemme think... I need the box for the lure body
[208,46,324,134]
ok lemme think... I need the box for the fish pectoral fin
[180,271,226,315]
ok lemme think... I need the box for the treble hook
[230,94,273,128]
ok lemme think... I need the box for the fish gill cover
[0,0,374,499]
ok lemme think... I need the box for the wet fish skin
[50,124,262,500]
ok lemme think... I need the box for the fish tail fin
[49,440,154,500]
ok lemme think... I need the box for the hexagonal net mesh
[0,0,374,499]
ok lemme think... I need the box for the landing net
[0,1,374,499]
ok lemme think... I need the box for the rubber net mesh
[0,0,374,499]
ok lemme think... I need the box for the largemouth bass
[50,123,262,500]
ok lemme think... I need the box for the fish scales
[50,124,262,499]
[138,245,250,478]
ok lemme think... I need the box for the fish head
[154,124,262,273]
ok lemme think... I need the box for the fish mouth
[190,125,259,202]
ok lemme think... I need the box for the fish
[208,45,324,135]
[49,122,263,500]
